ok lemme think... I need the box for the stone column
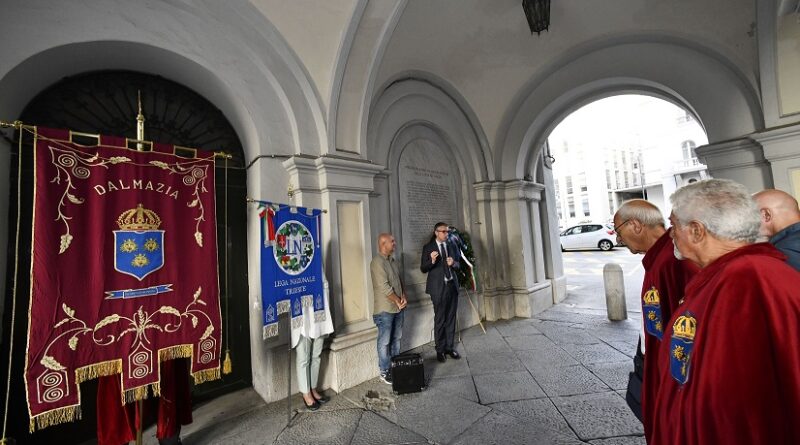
[753,124,800,195]
[474,181,510,320]
[695,138,773,191]
[539,157,566,303]
[503,181,552,318]
[284,155,385,392]
[476,180,552,320]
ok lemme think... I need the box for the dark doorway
[1,71,251,444]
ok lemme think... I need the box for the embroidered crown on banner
[118,204,162,230]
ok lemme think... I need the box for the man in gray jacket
[370,233,407,384]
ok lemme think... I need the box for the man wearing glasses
[420,222,461,363]
[613,199,697,443]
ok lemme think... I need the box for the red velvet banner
[25,128,221,431]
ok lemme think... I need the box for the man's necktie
[440,243,452,280]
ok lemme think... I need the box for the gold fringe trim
[160,344,193,362]
[192,367,220,385]
[29,405,81,433]
[222,350,232,375]
[314,310,327,322]
[123,384,159,404]
[28,344,223,432]
[74,360,122,384]
[263,323,279,339]
[301,295,313,307]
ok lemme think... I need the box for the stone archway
[0,70,250,444]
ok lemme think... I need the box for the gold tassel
[222,349,232,375]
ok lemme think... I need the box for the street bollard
[603,263,627,321]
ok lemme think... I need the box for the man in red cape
[613,199,697,442]
[651,179,800,444]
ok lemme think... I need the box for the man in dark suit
[420,222,461,362]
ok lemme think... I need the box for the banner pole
[458,251,485,334]
[287,320,292,427]
[135,91,145,445]
[286,183,293,427]
[1,121,24,445]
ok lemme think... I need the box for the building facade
[550,96,711,228]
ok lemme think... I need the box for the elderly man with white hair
[650,179,800,445]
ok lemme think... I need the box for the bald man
[613,199,697,441]
[753,189,800,271]
[370,232,407,384]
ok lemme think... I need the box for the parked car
[560,223,617,251]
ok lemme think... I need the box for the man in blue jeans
[370,232,407,384]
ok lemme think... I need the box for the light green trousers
[296,335,326,394]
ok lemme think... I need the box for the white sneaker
[379,372,392,385]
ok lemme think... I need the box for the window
[608,193,615,214]
[605,170,612,189]
[565,176,573,194]
[568,196,575,217]
[579,174,587,192]
[682,140,697,160]
[582,196,590,216]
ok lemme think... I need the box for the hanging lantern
[522,0,551,35]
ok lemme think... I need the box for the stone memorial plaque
[398,139,458,291]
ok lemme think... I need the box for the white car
[560,223,617,251]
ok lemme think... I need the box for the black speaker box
[391,352,425,394]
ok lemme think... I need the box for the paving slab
[494,320,543,337]
[536,310,615,326]
[339,378,397,410]
[528,364,610,397]
[589,436,647,445]
[585,360,633,390]
[553,391,644,441]
[490,398,574,436]
[460,324,500,339]
[181,405,287,445]
[449,410,585,445]
[376,387,491,444]
[561,342,632,365]
[429,374,480,403]
[606,340,639,358]
[350,410,428,445]
[576,326,640,344]
[275,408,363,445]
[504,334,556,351]
[473,370,546,404]
[535,322,601,345]
[466,352,526,375]
[424,351,472,379]
[461,328,512,354]
[516,347,579,371]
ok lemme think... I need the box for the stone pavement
[152,302,645,445]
